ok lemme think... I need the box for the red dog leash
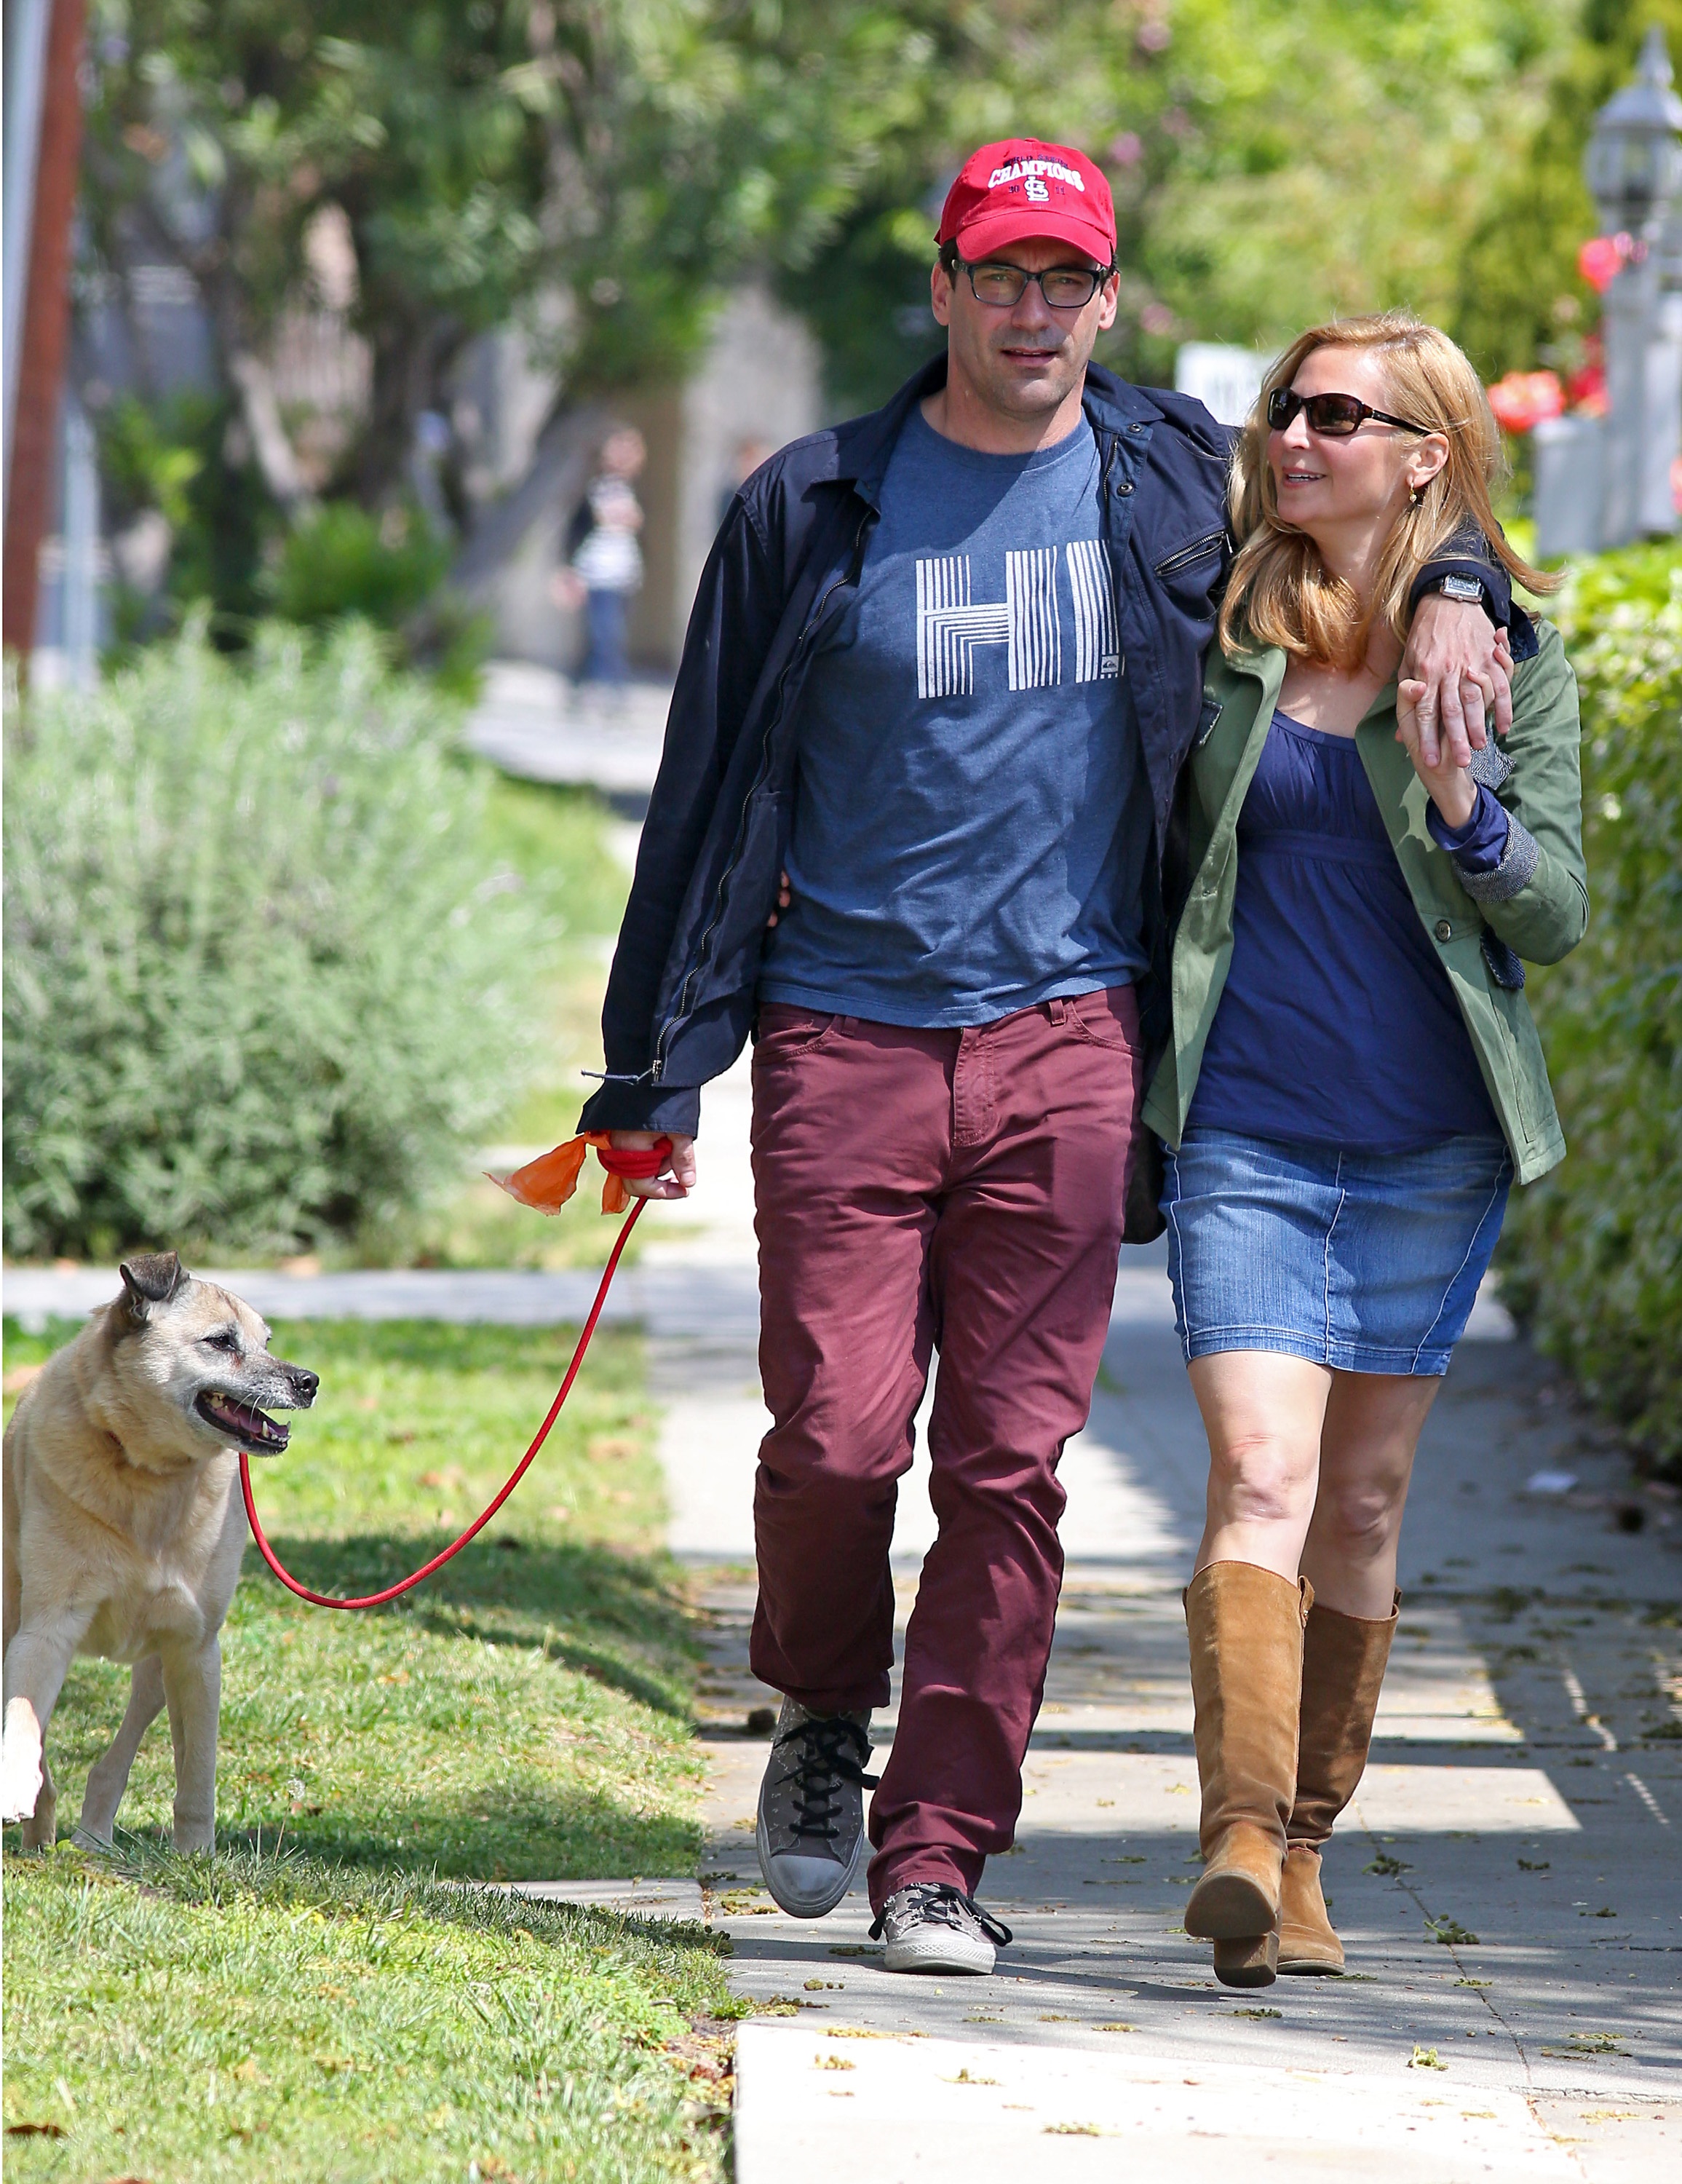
[239,1141,670,1610]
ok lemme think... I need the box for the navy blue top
[1188,711,1503,1150]
[759,408,1152,1025]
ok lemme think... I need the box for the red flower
[1566,363,1608,416]
[1577,235,1626,293]
[1486,371,1565,435]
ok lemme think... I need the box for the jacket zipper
[1154,528,1227,578]
[651,507,874,1080]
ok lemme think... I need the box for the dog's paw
[0,1747,44,1826]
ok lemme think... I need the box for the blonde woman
[1143,314,1586,1988]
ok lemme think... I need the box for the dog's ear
[119,1251,186,1319]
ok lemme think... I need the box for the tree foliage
[781,0,1582,414]
[81,0,936,505]
[80,4,1675,564]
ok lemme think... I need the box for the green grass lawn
[5,1852,733,2182]
[2,1314,736,2182]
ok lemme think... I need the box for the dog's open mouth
[196,1390,290,1452]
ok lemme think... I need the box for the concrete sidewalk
[695,1299,1680,2183]
[464,659,670,797]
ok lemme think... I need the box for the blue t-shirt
[758,408,1152,1026]
[1189,711,1502,1150]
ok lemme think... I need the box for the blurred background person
[554,426,647,696]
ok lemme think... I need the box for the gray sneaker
[870,1883,1013,1975]
[755,1700,877,1918]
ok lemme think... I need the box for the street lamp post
[1586,26,1682,546]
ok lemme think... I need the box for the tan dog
[1,1252,317,1851]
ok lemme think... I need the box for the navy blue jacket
[578,355,1509,1185]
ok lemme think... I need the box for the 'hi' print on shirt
[915,540,1120,698]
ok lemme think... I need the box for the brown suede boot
[1277,1593,1399,1976]
[1183,1562,1312,1990]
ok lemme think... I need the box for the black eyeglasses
[956,258,1111,310]
[1267,387,1426,437]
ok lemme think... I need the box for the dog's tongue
[201,1390,289,1449]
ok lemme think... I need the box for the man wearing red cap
[581,138,1510,1975]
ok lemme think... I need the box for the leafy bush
[4,622,548,1260]
[1497,542,1682,1472]
[265,502,491,697]
[264,501,449,630]
[97,389,279,648]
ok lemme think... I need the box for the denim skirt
[1162,1129,1512,1377]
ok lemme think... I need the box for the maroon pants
[748,987,1143,1910]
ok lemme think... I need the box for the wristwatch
[1425,572,1488,605]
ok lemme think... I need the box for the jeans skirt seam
[1165,1157,1189,1354]
[1321,1152,1346,1361]
[1188,1318,1325,1339]
[1411,1163,1510,1369]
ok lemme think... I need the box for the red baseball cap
[936,138,1116,268]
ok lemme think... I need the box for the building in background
[618,288,822,669]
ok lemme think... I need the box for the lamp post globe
[1584,25,1682,240]
[1584,27,1682,547]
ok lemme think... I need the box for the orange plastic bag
[490,1132,635,1216]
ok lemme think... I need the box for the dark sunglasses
[1266,387,1426,438]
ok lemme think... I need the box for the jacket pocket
[1155,529,1228,579]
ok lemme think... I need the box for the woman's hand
[766,870,791,930]
[608,1131,697,1200]
[1395,680,1477,829]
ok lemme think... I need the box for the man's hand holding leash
[608,1130,697,1199]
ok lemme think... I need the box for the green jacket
[1142,619,1588,1185]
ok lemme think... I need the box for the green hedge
[1497,542,1682,1473]
[3,622,545,1260]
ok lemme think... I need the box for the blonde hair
[1218,311,1556,669]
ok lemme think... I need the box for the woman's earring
[1408,483,1424,507]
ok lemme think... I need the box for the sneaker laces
[773,1714,879,1845]
[870,1882,1013,1949]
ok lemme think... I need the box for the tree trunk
[227,351,316,518]
[349,301,466,508]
